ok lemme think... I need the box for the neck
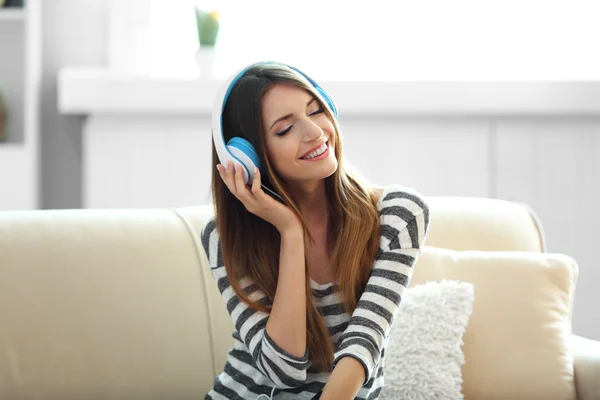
[288,179,329,222]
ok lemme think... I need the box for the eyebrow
[269,97,317,130]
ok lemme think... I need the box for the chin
[312,159,338,181]
[285,161,338,183]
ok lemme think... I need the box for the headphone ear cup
[226,137,261,185]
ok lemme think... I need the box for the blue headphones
[211,61,338,191]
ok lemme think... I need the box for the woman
[201,61,430,400]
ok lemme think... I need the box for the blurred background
[1,0,599,339]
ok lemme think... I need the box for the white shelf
[0,0,40,211]
[0,8,26,21]
[0,144,36,211]
[0,144,26,162]
[0,143,26,151]
[58,67,600,117]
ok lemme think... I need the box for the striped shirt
[200,184,430,400]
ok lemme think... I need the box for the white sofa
[0,197,598,399]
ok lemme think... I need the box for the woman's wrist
[277,220,303,237]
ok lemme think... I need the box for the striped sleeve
[331,186,430,384]
[200,218,310,389]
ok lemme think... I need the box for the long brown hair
[209,63,381,371]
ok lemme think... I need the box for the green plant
[196,9,220,47]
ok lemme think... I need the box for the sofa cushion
[410,247,577,400]
[380,280,475,400]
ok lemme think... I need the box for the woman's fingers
[216,164,226,184]
[223,162,234,190]
[235,161,246,197]
[218,162,236,195]
[218,162,258,210]
[251,167,261,195]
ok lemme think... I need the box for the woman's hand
[320,357,365,400]
[217,161,301,233]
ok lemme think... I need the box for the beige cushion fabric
[0,208,214,399]
[411,246,578,400]
[425,197,546,252]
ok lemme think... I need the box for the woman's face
[261,83,338,184]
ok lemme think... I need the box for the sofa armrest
[572,334,600,400]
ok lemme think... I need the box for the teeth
[302,143,327,160]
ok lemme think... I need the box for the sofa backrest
[424,196,546,252]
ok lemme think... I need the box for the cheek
[265,140,297,169]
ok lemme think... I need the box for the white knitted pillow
[379,280,475,400]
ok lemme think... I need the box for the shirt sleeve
[200,218,309,389]
[331,188,430,385]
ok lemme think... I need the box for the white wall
[40,0,106,209]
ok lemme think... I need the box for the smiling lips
[300,140,329,160]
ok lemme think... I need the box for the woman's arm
[201,219,309,389]
[265,225,307,358]
[319,357,365,400]
[330,189,430,386]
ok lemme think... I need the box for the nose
[302,117,324,141]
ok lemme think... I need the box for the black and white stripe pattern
[202,221,310,391]
[330,185,430,386]
[200,184,429,399]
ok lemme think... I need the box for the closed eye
[275,107,325,137]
